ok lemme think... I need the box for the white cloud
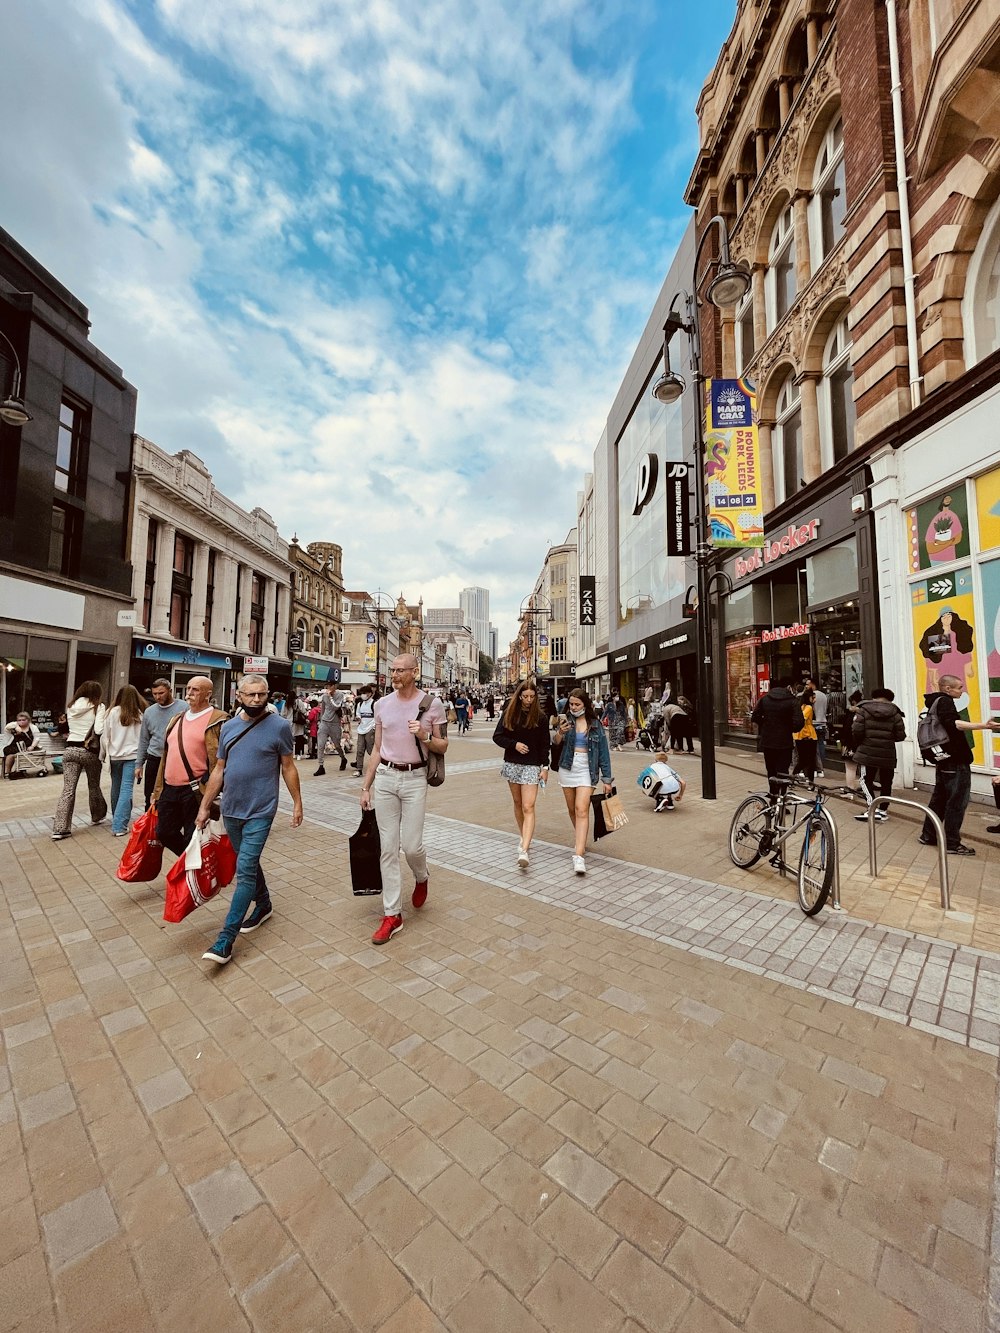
[4,0,714,648]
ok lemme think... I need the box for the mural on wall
[907,488,971,572]
[975,463,1000,556]
[980,557,1000,772]
[910,567,984,764]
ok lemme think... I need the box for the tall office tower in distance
[460,587,490,657]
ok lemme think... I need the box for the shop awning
[291,657,341,684]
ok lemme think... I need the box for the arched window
[766,204,796,331]
[963,193,1000,366]
[773,373,803,506]
[820,315,856,467]
[810,117,846,270]
[735,286,755,374]
[303,576,311,605]
[312,623,322,653]
[327,628,336,656]
[296,616,308,641]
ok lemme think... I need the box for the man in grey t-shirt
[135,679,187,810]
[196,675,303,966]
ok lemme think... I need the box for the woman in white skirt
[553,687,614,875]
[492,679,551,868]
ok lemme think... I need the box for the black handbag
[349,809,383,897]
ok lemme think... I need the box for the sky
[4,0,736,652]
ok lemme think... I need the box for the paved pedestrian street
[0,738,998,1331]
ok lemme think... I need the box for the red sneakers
[412,880,428,910]
[372,915,403,945]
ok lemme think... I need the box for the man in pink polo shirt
[360,654,448,945]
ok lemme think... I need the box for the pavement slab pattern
[0,740,997,1331]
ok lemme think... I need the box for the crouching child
[637,752,686,812]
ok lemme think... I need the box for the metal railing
[865,795,950,910]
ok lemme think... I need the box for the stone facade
[129,437,292,698]
[289,539,345,666]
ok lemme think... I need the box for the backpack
[916,698,950,763]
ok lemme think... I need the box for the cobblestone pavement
[0,743,997,1330]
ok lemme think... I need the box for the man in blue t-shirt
[195,675,303,965]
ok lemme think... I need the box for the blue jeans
[109,759,136,834]
[921,766,971,847]
[220,815,272,944]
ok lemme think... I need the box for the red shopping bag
[163,822,237,923]
[116,807,163,883]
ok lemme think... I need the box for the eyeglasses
[241,692,269,700]
[390,668,414,674]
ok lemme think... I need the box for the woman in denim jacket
[552,687,614,876]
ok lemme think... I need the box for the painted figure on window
[924,494,964,565]
[918,605,975,692]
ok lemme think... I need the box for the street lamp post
[651,214,751,801]
[365,591,397,691]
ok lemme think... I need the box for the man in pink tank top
[360,654,447,945]
[152,677,228,856]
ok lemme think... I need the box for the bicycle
[728,775,853,915]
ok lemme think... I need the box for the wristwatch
[425,731,432,743]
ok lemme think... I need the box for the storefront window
[0,631,27,722]
[24,637,69,727]
[617,369,686,624]
[905,461,1000,770]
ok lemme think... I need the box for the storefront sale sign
[704,379,764,549]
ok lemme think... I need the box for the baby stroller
[634,724,654,751]
[8,751,49,778]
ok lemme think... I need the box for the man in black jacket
[918,674,1000,854]
[750,678,805,795]
[852,687,906,822]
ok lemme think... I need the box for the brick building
[686,0,1000,789]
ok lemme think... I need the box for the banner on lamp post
[579,576,596,626]
[536,634,550,676]
[364,631,377,673]
[704,379,764,549]
[665,463,692,556]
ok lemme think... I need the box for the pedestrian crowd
[751,672,1000,855]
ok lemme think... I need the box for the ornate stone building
[686,0,1000,787]
[129,438,292,703]
[288,539,345,687]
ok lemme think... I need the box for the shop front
[611,624,699,718]
[131,639,236,708]
[574,654,610,700]
[874,373,1000,791]
[292,656,342,689]
[720,482,878,741]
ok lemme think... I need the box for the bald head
[185,676,214,710]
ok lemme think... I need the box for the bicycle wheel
[729,795,771,868]
[797,812,834,915]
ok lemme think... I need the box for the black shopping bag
[349,809,383,897]
[591,791,610,840]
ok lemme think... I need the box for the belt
[379,759,426,772]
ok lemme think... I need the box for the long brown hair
[566,687,597,725]
[68,680,102,710]
[116,685,147,728]
[502,679,541,730]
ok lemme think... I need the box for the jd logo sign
[632,453,659,516]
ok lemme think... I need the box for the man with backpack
[918,674,1000,855]
[750,677,805,795]
[852,687,906,822]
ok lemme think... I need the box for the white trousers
[373,766,429,916]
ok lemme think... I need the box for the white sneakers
[572,855,586,875]
[517,846,530,868]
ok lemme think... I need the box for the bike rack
[866,796,950,911]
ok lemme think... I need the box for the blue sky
[4,0,736,649]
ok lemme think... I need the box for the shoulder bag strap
[223,712,268,755]
[414,693,433,762]
[173,715,200,784]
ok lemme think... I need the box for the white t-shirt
[355,698,376,735]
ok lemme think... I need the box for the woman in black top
[492,679,550,869]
